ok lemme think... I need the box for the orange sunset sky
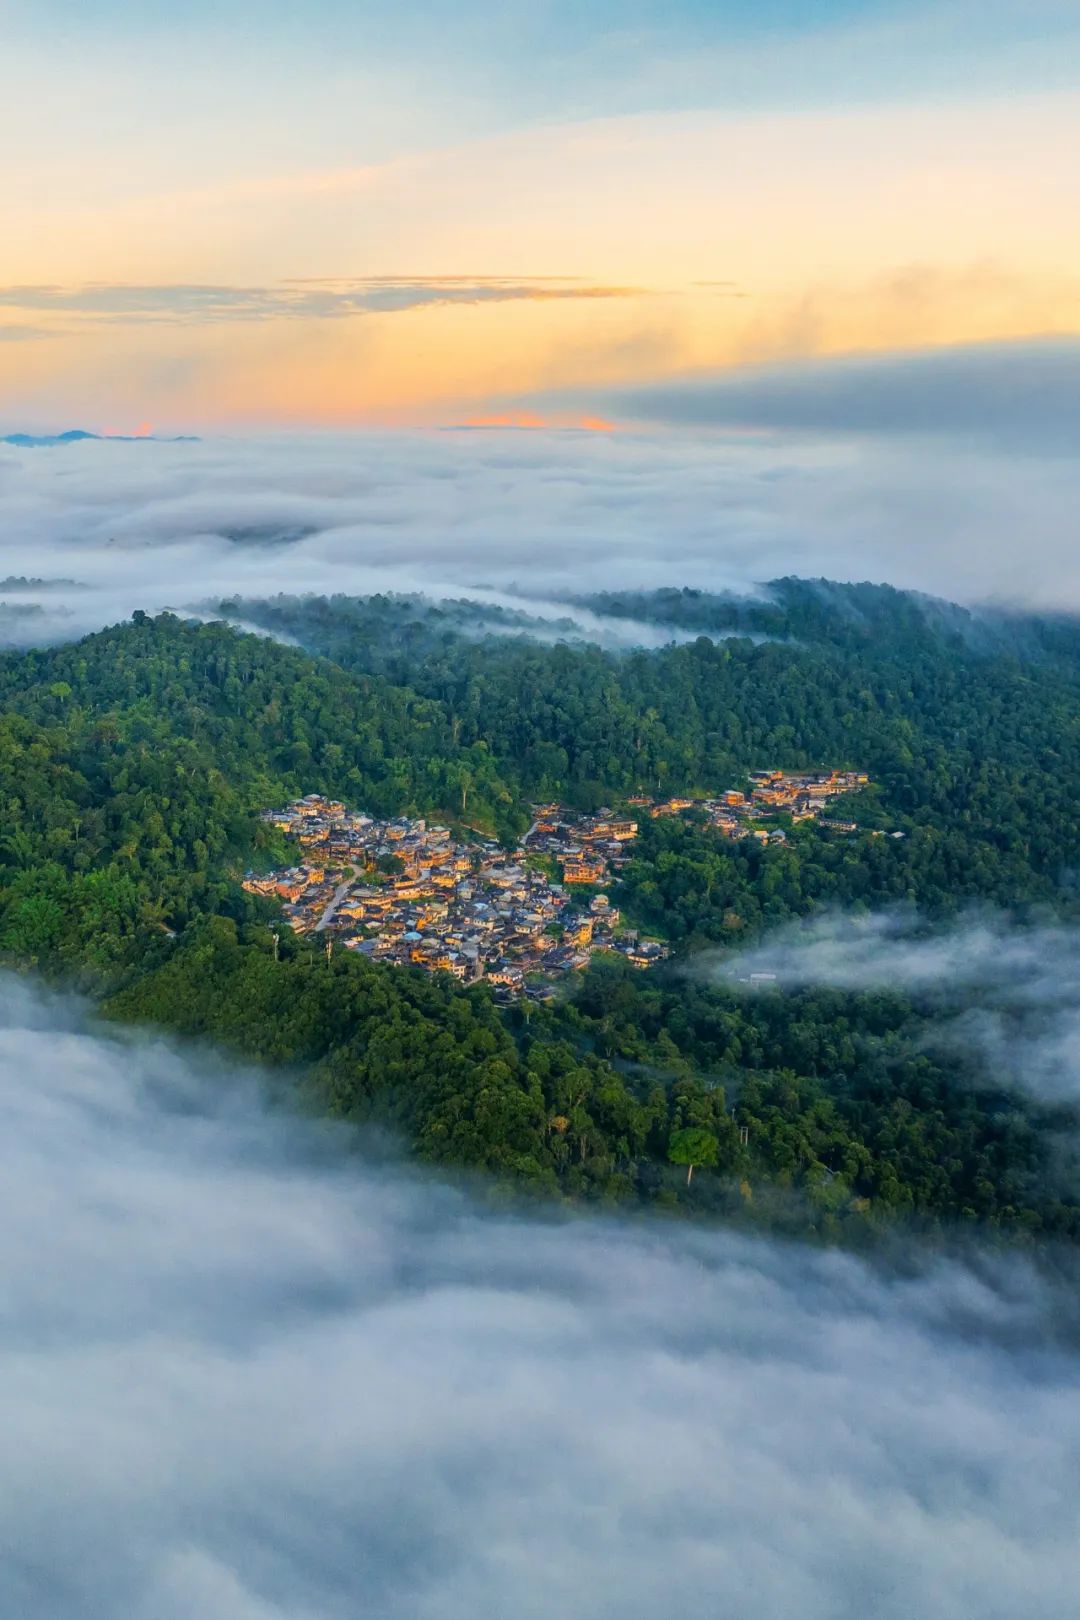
[2,2,1079,430]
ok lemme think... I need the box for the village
[242,769,873,998]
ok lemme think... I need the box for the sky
[5,21,1080,1608]
[6,972,1080,1619]
[2,0,1079,429]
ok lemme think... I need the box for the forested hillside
[4,580,1080,1242]
[232,580,1080,906]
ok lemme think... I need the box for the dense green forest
[5,579,1080,1243]
[228,581,1080,904]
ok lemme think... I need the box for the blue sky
[14,1,1080,124]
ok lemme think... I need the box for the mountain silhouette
[2,430,199,447]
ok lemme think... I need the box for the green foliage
[4,585,1080,1244]
[667,1126,720,1184]
[229,583,1080,910]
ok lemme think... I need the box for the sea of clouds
[2,410,1080,649]
[4,975,1080,1619]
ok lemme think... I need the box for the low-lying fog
[714,911,1080,1108]
[4,976,1080,1619]
[1,422,1079,647]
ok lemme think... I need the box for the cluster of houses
[691,769,876,842]
[523,806,641,887]
[525,769,877,876]
[242,771,879,997]
[242,796,669,999]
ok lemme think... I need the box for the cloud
[0,279,650,327]
[0,325,52,342]
[714,910,1080,1106]
[716,910,1077,998]
[4,974,1080,1619]
[594,337,1080,450]
[0,430,755,648]
[6,410,1080,644]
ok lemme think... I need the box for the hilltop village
[242,770,872,998]
[244,798,662,998]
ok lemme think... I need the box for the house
[561,854,606,884]
[710,814,741,836]
[585,818,638,841]
[487,964,524,989]
[297,827,330,847]
[241,873,280,897]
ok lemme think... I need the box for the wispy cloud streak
[0,279,651,326]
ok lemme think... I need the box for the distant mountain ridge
[1,429,199,447]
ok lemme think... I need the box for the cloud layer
[4,404,1080,648]
[595,336,1080,450]
[4,975,1080,1618]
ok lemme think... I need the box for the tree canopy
[4,581,1080,1245]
